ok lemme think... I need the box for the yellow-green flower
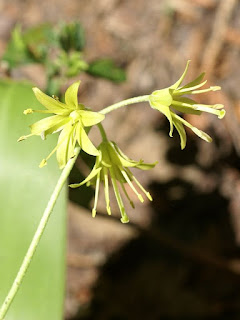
[149,60,226,149]
[18,81,105,169]
[70,140,157,223]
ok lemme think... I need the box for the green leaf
[87,59,127,83]
[2,26,35,68]
[0,80,66,320]
[53,51,89,78]
[58,22,85,52]
[22,24,55,62]
[2,24,54,68]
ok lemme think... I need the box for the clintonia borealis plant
[0,60,226,319]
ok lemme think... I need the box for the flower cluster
[70,140,157,223]
[18,61,225,222]
[149,60,225,149]
[18,81,105,169]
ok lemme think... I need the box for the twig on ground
[201,0,237,78]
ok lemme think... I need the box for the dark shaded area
[68,153,96,208]
[68,164,94,208]
[70,133,240,319]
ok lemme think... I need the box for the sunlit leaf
[0,80,66,320]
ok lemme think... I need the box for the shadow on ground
[70,178,240,318]
[68,119,240,320]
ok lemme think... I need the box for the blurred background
[1,0,240,319]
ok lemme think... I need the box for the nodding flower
[149,60,225,149]
[70,140,157,223]
[18,81,105,169]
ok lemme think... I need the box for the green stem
[0,146,81,320]
[97,123,108,141]
[99,95,149,115]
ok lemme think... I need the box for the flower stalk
[99,95,150,115]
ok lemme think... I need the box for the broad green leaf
[87,59,127,83]
[0,80,66,320]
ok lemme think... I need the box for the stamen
[24,109,54,114]
[92,172,101,218]
[39,159,47,168]
[191,127,213,143]
[121,169,144,203]
[17,134,33,142]
[176,80,207,94]
[45,145,59,161]
[38,143,60,168]
[193,105,225,119]
[211,104,224,110]
[191,86,221,94]
[41,131,46,140]
[172,100,196,109]
[174,114,213,143]
[128,171,153,201]
[103,168,111,215]
[120,181,135,208]
[23,108,33,114]
[110,168,129,223]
